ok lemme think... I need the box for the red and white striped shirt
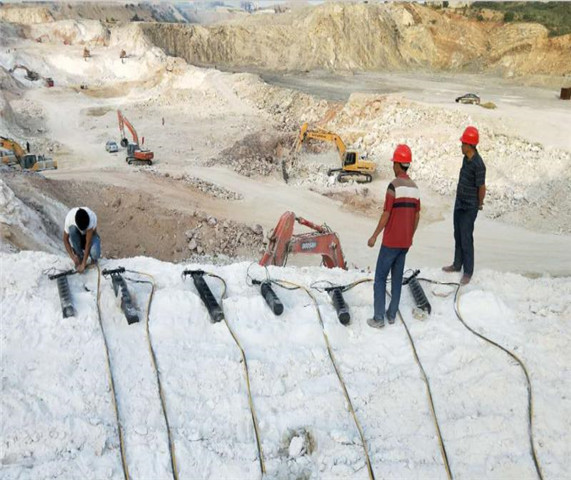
[382,173,421,248]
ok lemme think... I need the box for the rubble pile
[140,169,243,201]
[341,99,571,234]
[184,211,264,258]
[181,175,243,201]
[253,92,571,235]
[213,131,293,178]
[232,73,332,130]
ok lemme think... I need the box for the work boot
[442,265,461,273]
[460,274,472,285]
[367,317,385,329]
[386,312,396,325]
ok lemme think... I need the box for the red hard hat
[392,144,412,164]
[460,126,479,146]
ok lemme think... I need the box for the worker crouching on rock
[367,145,420,328]
[63,207,101,273]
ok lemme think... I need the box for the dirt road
[19,45,571,276]
[45,166,571,276]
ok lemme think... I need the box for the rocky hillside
[0,2,187,25]
[141,2,571,82]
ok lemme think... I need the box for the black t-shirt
[455,151,486,209]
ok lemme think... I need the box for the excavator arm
[1,136,25,161]
[259,211,346,269]
[295,122,375,183]
[116,110,154,164]
[117,110,139,146]
[296,122,347,159]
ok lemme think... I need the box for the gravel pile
[253,92,571,234]
[185,210,265,258]
[181,175,243,201]
[211,131,293,178]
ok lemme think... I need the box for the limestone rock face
[142,3,571,79]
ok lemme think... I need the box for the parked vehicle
[455,93,480,105]
[105,140,119,153]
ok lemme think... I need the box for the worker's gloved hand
[367,236,377,248]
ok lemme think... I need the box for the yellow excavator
[295,122,376,183]
[0,136,57,171]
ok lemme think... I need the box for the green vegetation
[472,2,571,36]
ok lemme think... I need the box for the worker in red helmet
[443,126,487,285]
[367,144,421,328]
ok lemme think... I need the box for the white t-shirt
[64,207,97,234]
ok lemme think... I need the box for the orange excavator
[259,211,346,269]
[117,110,154,165]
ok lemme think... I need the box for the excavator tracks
[331,169,373,184]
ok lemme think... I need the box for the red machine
[117,110,154,165]
[259,211,346,269]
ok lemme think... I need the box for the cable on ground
[125,269,179,480]
[95,263,130,480]
[274,278,376,480]
[192,271,266,475]
[417,276,543,479]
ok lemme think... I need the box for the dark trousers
[373,245,408,321]
[453,208,478,276]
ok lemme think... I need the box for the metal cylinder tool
[403,270,431,315]
[326,287,351,325]
[260,281,284,316]
[102,267,140,325]
[57,276,75,318]
[183,270,224,323]
[49,269,76,318]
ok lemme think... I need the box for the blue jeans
[453,207,478,276]
[373,245,408,321]
[69,226,101,261]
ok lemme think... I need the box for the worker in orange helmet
[443,126,487,285]
[367,144,421,329]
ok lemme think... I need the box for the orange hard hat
[460,126,479,146]
[392,144,412,164]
